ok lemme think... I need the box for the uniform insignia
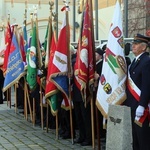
[103,83,112,94]
[100,74,106,85]
[117,36,124,48]
[55,55,67,64]
[111,26,122,38]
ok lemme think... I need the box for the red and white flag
[3,22,12,74]
[96,1,127,118]
[74,0,95,102]
[49,11,70,110]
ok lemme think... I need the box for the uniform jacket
[96,59,103,76]
[125,52,150,110]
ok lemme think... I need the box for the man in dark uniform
[124,34,150,150]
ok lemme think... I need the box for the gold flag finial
[33,5,38,20]
[38,1,41,9]
[25,0,28,8]
[63,0,70,8]
[11,0,14,7]
[49,1,54,13]
[24,9,27,25]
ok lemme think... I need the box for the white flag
[96,1,127,118]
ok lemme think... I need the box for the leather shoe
[17,105,24,109]
[62,134,71,139]
[12,104,16,107]
[74,138,84,144]
[59,129,66,137]
[62,132,76,139]
[3,97,7,101]
[81,141,92,146]
[19,111,24,114]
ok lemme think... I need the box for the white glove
[37,69,42,75]
[135,105,145,117]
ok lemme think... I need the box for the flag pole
[34,6,42,69]
[13,24,19,114]
[7,13,11,109]
[89,0,96,148]
[48,1,60,139]
[52,9,59,140]
[23,8,27,119]
[63,0,74,144]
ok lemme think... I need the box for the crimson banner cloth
[74,0,95,102]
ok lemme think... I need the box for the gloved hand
[135,105,145,117]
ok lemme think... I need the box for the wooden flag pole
[6,13,12,109]
[25,82,33,121]
[40,85,44,129]
[63,0,74,144]
[48,1,59,139]
[23,9,27,119]
[33,98,35,126]
[89,0,96,148]
[14,83,18,113]
[34,6,42,69]
[46,102,49,133]
[24,77,27,119]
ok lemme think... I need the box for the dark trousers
[131,110,150,150]
[0,69,4,103]
[73,101,92,142]
[16,77,24,107]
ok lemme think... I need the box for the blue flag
[23,25,28,53]
[3,33,25,92]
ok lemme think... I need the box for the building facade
[0,0,149,43]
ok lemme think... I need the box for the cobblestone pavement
[0,91,106,150]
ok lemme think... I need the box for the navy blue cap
[95,47,104,56]
[133,34,150,44]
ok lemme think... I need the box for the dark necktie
[130,58,136,70]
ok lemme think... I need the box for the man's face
[132,42,146,56]
[95,52,102,62]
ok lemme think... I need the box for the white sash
[127,71,141,101]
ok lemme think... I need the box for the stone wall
[128,0,146,37]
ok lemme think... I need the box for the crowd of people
[0,33,150,150]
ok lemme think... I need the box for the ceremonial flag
[45,26,59,115]
[3,31,25,92]
[50,12,70,104]
[26,24,37,91]
[23,24,28,54]
[43,23,52,68]
[3,22,12,74]
[74,0,95,102]
[96,1,127,118]
[19,33,26,62]
[0,30,5,67]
